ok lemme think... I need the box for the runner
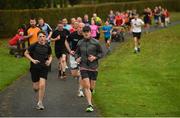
[62,18,72,31]
[102,21,113,52]
[114,11,125,26]
[67,22,85,97]
[90,20,99,40]
[108,10,115,26]
[24,30,52,110]
[51,21,72,79]
[27,18,41,45]
[131,14,144,53]
[83,14,91,26]
[75,25,103,112]
[37,17,53,71]
[37,17,52,44]
[143,8,152,33]
[91,13,102,40]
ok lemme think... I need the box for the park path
[0,21,180,117]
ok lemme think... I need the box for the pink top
[90,25,98,38]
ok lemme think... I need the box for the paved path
[0,21,179,117]
[0,59,100,117]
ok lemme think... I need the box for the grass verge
[94,24,180,116]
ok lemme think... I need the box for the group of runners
[23,17,103,112]
[8,6,170,112]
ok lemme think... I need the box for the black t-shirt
[28,42,52,68]
[52,29,70,52]
[67,31,83,51]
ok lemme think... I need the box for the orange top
[27,27,41,45]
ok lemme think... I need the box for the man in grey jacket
[75,26,103,112]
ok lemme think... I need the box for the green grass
[94,24,180,116]
[0,40,29,91]
[170,12,180,22]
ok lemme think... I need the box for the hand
[70,50,75,55]
[45,60,51,66]
[56,35,60,40]
[88,55,97,62]
[76,57,81,63]
[32,59,40,64]
[30,33,34,36]
[46,37,50,42]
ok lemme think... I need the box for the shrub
[0,0,179,38]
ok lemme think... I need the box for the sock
[134,47,138,51]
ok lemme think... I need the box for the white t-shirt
[131,18,144,33]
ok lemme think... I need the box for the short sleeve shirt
[28,42,52,68]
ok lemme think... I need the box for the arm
[65,39,73,54]
[74,41,81,63]
[45,46,53,66]
[45,54,52,66]
[51,35,60,41]
[26,30,33,39]
[47,31,53,40]
[96,42,103,59]
[88,42,103,62]
[122,18,125,26]
[47,24,53,40]
[141,20,145,26]
[24,50,40,64]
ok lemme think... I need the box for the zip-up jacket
[75,38,103,70]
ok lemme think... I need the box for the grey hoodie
[75,38,103,70]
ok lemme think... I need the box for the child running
[102,21,113,52]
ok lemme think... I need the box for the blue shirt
[102,25,112,38]
[64,24,72,31]
[38,23,52,38]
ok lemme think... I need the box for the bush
[0,0,179,38]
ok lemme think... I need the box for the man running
[37,17,53,71]
[27,18,41,45]
[75,26,103,112]
[68,22,85,97]
[24,30,52,110]
[131,14,144,53]
[37,17,52,43]
[51,21,72,79]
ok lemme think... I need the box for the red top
[115,15,123,26]
[9,34,22,46]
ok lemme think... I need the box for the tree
[68,0,81,7]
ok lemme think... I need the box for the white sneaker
[36,102,44,110]
[78,90,84,97]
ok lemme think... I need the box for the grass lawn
[0,40,29,91]
[94,24,180,116]
[170,12,180,22]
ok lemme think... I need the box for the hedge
[0,0,179,38]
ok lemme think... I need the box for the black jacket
[75,38,103,69]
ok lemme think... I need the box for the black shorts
[55,51,67,59]
[133,32,141,39]
[30,67,48,82]
[95,32,100,40]
[105,37,110,43]
[80,70,98,80]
